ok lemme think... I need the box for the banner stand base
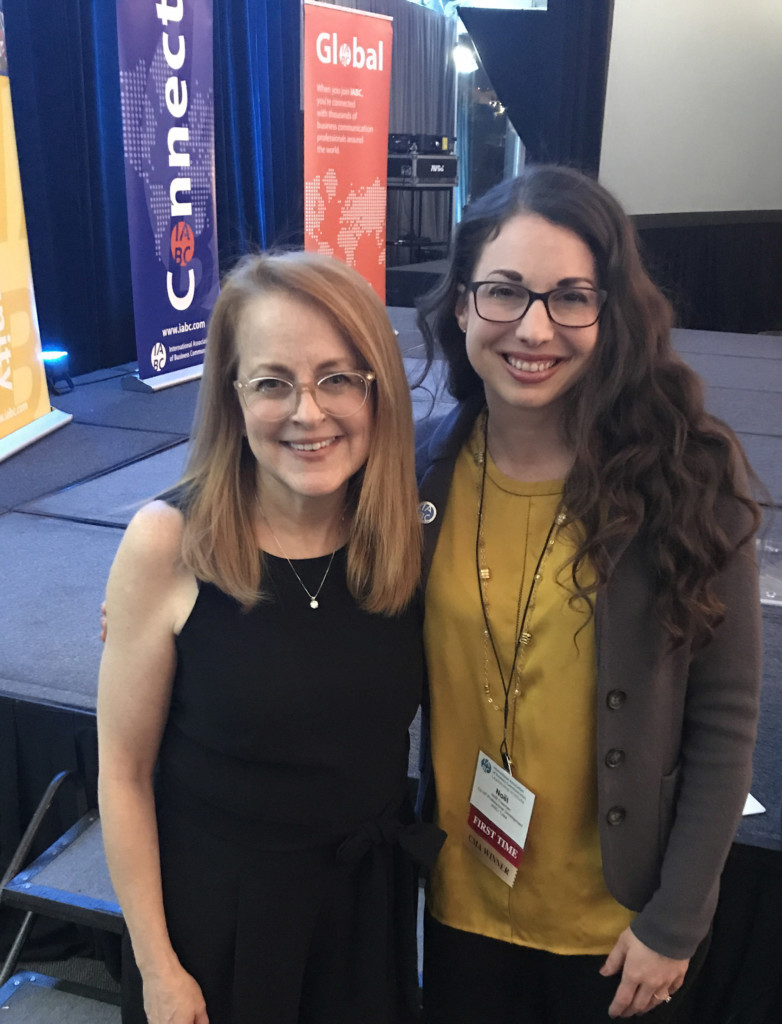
[122,364,204,393]
[0,407,73,465]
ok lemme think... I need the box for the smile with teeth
[286,437,338,452]
[505,354,560,373]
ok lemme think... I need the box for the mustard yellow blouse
[424,422,634,954]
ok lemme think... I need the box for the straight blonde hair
[172,251,421,615]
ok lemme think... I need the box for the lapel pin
[418,501,437,524]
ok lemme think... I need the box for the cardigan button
[606,689,627,710]
[607,806,626,826]
[605,748,625,768]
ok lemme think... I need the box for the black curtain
[0,697,100,960]
[459,0,613,174]
[4,0,303,377]
[325,0,455,137]
[636,220,782,334]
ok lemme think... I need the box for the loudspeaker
[415,134,455,155]
[387,155,414,179]
[414,155,458,184]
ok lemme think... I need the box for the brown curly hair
[417,165,761,647]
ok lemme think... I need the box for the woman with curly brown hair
[415,165,762,1023]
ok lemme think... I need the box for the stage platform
[386,258,449,307]
[1,312,781,1018]
[2,315,779,711]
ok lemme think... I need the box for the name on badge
[465,751,535,887]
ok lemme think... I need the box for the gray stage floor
[0,316,780,707]
[1,316,781,846]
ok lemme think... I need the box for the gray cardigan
[416,397,762,960]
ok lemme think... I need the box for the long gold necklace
[473,412,566,775]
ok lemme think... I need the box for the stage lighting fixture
[453,42,478,74]
[42,348,74,395]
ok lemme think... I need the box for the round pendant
[310,598,319,609]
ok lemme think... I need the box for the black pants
[422,913,709,1024]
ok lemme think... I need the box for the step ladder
[0,771,123,1018]
[0,971,120,1022]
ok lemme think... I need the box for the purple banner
[117,0,218,380]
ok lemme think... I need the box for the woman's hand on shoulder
[141,960,209,1024]
[600,927,689,1018]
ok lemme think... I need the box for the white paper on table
[742,793,766,815]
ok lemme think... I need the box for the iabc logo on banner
[151,343,167,372]
[316,33,384,71]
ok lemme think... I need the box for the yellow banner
[0,71,50,442]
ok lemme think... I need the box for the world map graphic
[305,172,387,269]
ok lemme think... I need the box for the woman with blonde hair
[98,251,439,1024]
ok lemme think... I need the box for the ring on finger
[652,992,672,1003]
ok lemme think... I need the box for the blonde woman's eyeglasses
[234,370,376,421]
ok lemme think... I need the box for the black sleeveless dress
[121,550,436,1024]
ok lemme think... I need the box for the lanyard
[474,415,563,775]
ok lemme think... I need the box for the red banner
[468,805,523,867]
[303,1,393,301]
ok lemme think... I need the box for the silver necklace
[259,508,338,610]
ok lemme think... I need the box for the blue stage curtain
[214,0,303,265]
[3,1,134,375]
[3,0,303,376]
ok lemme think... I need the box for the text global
[316,33,384,71]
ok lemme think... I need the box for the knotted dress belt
[156,768,445,871]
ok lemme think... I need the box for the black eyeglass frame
[467,281,608,329]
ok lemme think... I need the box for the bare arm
[97,501,206,1024]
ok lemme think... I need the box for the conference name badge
[465,751,535,887]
